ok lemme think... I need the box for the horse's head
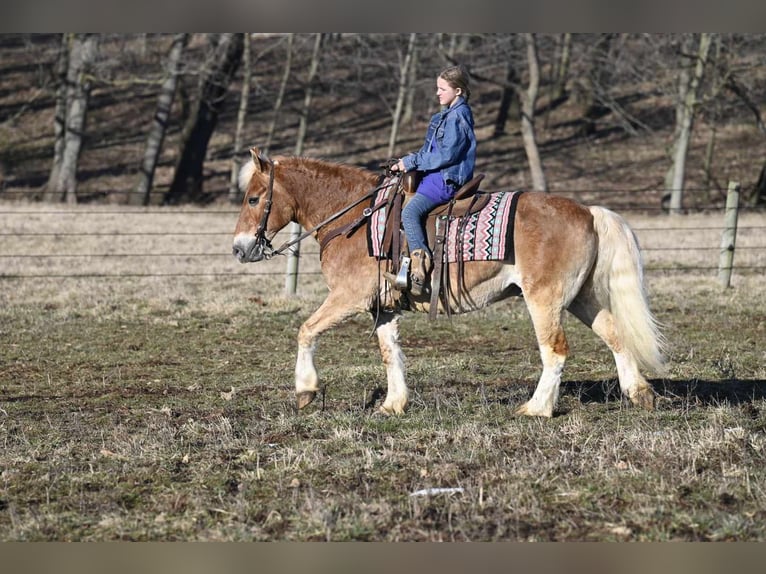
[232,148,294,263]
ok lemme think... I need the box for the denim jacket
[401,97,476,189]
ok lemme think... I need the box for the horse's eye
[248,196,259,206]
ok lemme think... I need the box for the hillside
[0,33,764,208]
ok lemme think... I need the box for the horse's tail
[589,206,667,374]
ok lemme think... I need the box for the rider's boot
[409,249,432,297]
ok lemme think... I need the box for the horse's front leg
[295,293,359,410]
[373,311,408,415]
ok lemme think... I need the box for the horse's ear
[250,147,268,173]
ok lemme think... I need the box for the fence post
[717,181,740,288]
[284,221,301,295]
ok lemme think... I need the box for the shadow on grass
[561,378,766,407]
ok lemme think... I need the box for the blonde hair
[439,65,471,102]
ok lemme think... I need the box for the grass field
[1,205,765,541]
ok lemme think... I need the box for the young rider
[389,64,477,295]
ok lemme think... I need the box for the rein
[255,159,399,259]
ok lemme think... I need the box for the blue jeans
[401,193,443,255]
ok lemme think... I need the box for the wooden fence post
[284,222,301,295]
[717,181,740,288]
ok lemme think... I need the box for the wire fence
[1,201,764,281]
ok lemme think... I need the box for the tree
[44,33,70,203]
[285,33,324,296]
[44,33,99,204]
[519,34,548,192]
[228,33,251,203]
[165,33,244,204]
[578,33,616,137]
[387,33,417,158]
[551,33,572,101]
[263,34,294,156]
[667,33,712,214]
[129,33,188,206]
[492,59,519,138]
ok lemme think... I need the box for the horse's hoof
[514,401,553,418]
[630,387,656,411]
[296,391,317,410]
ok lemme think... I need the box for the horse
[232,148,666,418]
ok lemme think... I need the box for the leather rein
[252,157,400,260]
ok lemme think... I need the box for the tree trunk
[263,34,294,156]
[519,34,548,192]
[165,33,244,204]
[130,33,188,206]
[703,124,717,201]
[579,33,615,136]
[669,33,712,215]
[285,33,323,296]
[753,161,766,206]
[48,33,99,204]
[402,40,418,125]
[552,33,572,101]
[44,33,71,202]
[228,33,251,203]
[493,60,519,138]
[294,33,323,157]
[387,33,417,158]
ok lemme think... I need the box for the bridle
[249,156,400,260]
[250,156,277,259]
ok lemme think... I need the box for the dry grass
[1,205,765,541]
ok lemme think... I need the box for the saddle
[387,172,489,318]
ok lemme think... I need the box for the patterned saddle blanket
[367,185,522,264]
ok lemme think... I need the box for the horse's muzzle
[232,234,271,263]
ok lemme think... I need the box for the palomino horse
[232,148,666,418]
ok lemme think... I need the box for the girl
[390,64,477,296]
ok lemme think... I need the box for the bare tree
[402,38,418,125]
[578,33,616,136]
[130,33,188,206]
[552,33,572,101]
[493,59,519,138]
[667,33,712,214]
[294,34,323,157]
[44,33,71,202]
[264,34,294,156]
[519,34,548,192]
[285,33,324,296]
[387,33,417,158]
[465,34,547,191]
[165,33,244,204]
[45,33,99,204]
[228,33,252,203]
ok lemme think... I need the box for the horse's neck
[282,159,376,229]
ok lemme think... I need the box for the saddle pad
[367,178,397,259]
[367,186,522,264]
[443,190,521,263]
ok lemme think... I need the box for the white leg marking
[517,346,565,418]
[614,351,654,408]
[295,342,319,394]
[376,317,408,414]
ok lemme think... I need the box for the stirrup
[382,256,411,291]
[394,256,411,290]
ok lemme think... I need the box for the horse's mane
[276,156,378,187]
[239,154,381,205]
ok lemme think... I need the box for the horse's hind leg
[295,292,359,410]
[373,311,408,415]
[516,295,569,418]
[569,294,655,410]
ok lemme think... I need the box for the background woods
[0,33,765,207]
